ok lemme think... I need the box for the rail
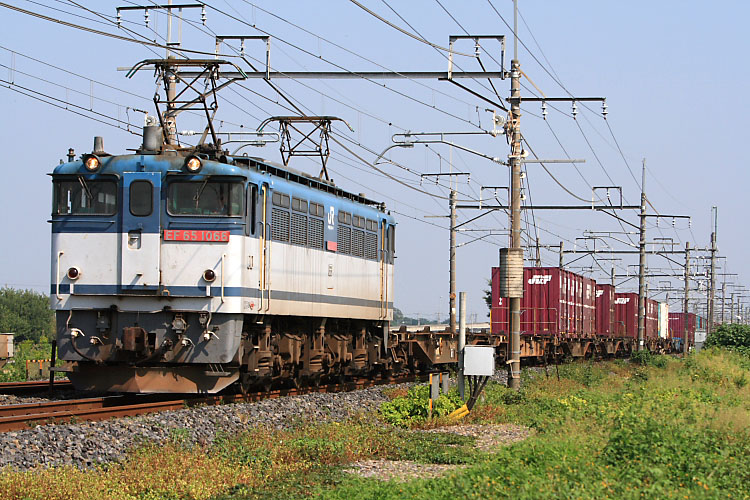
[0,374,419,432]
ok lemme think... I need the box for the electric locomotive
[50,127,398,393]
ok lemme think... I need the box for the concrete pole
[449,189,457,334]
[707,207,717,334]
[721,282,726,325]
[164,0,177,145]
[637,159,647,352]
[507,55,522,390]
[683,242,690,357]
[559,241,564,269]
[458,292,466,400]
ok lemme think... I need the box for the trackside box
[491,267,596,337]
[614,293,660,339]
[595,284,615,336]
[668,312,696,344]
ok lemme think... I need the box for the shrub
[379,385,463,427]
[705,323,750,357]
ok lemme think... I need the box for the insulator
[240,39,245,57]
[672,217,676,227]
[116,11,121,27]
[571,101,578,119]
[602,100,608,119]
[688,219,692,228]
[144,9,149,28]
[474,40,481,57]
[201,6,207,25]
[541,101,547,120]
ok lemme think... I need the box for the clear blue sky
[1,1,747,322]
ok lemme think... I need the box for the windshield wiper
[193,176,211,207]
[78,175,93,203]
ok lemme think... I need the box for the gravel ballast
[0,384,407,471]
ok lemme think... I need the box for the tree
[0,288,55,342]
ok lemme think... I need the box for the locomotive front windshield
[53,178,117,215]
[167,180,244,216]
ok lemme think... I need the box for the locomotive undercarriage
[57,309,459,394]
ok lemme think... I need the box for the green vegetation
[0,349,748,499]
[0,338,57,382]
[0,287,55,342]
[379,384,463,427]
[706,323,750,357]
[392,307,446,326]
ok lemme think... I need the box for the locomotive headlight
[185,156,202,173]
[67,267,81,280]
[83,154,100,172]
[203,269,216,282]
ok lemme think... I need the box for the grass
[0,348,749,499]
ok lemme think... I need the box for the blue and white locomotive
[50,127,397,393]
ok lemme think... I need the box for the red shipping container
[668,312,696,344]
[645,298,659,339]
[614,292,638,338]
[491,267,596,338]
[595,284,615,336]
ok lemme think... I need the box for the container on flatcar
[595,284,615,336]
[658,302,669,339]
[491,267,596,337]
[668,312,696,344]
[614,292,638,338]
[645,298,659,339]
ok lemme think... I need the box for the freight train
[49,127,458,393]
[484,266,699,361]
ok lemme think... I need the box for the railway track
[0,380,73,395]
[0,375,417,432]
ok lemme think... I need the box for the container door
[120,172,161,289]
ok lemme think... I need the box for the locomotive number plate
[163,230,230,242]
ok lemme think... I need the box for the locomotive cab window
[129,180,153,216]
[53,178,117,215]
[167,180,243,216]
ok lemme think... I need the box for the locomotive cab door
[120,172,161,290]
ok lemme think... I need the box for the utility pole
[683,241,690,357]
[559,241,564,269]
[707,206,718,334]
[637,159,647,352]
[450,190,457,334]
[721,282,726,325]
[535,237,542,267]
[458,291,466,399]
[507,0,522,390]
[422,171,468,334]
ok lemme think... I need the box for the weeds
[0,349,748,500]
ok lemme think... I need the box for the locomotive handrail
[56,251,64,301]
[221,253,226,304]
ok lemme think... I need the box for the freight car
[668,312,696,353]
[49,126,455,393]
[488,266,672,361]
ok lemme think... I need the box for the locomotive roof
[52,153,387,212]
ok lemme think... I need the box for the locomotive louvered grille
[271,208,290,241]
[309,218,324,249]
[365,232,378,260]
[337,225,351,254]
[352,229,364,257]
[291,213,307,246]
